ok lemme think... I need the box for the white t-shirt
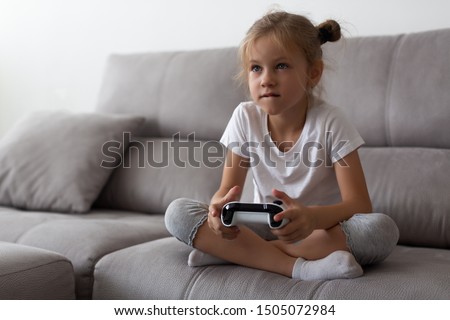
[220,99,364,206]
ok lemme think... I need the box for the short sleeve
[326,107,365,163]
[220,103,251,159]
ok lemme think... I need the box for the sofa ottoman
[0,241,75,299]
[0,207,170,299]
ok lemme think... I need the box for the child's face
[247,36,318,116]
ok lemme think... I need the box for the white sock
[292,251,363,280]
[188,249,230,267]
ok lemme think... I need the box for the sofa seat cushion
[0,241,75,299]
[92,237,450,299]
[0,208,169,299]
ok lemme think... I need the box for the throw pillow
[0,110,144,213]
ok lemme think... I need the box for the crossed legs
[165,198,369,280]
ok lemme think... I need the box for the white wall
[1,0,449,137]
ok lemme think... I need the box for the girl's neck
[268,101,309,152]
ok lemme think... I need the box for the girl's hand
[270,189,318,243]
[208,186,241,240]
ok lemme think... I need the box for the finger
[207,216,221,231]
[272,219,302,237]
[224,185,242,202]
[272,189,294,206]
[213,186,242,217]
[279,227,302,239]
[275,229,304,243]
[208,204,220,217]
[273,212,285,222]
[273,206,298,222]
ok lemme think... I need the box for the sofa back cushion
[97,29,450,148]
[322,28,450,148]
[95,137,225,214]
[360,147,450,248]
[387,29,450,148]
[96,48,246,141]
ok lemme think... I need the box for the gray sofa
[0,28,449,300]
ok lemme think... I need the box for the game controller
[221,201,289,229]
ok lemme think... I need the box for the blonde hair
[237,11,341,84]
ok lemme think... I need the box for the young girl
[165,11,399,280]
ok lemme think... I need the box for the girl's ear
[308,59,324,88]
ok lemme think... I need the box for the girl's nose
[261,70,276,87]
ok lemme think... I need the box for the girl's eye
[276,63,289,70]
[251,65,262,72]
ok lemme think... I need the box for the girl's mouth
[261,93,280,98]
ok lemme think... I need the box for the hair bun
[317,20,341,44]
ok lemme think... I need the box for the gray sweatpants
[165,198,399,266]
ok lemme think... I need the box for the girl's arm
[207,149,249,239]
[312,149,372,227]
[272,149,372,242]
